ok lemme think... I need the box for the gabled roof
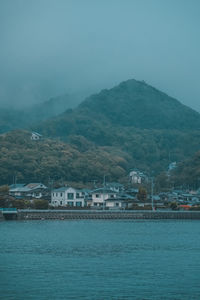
[10,183,47,193]
[25,183,47,189]
[92,187,118,194]
[106,182,124,188]
[9,184,25,189]
[32,132,42,136]
[52,187,70,192]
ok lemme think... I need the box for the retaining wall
[16,210,200,220]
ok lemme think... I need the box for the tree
[137,187,147,202]
[170,202,178,210]
[33,199,49,209]
[0,185,9,195]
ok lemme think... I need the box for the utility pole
[151,177,154,211]
[103,175,106,210]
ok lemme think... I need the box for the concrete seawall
[13,210,200,220]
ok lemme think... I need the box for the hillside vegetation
[171,151,200,188]
[34,79,200,173]
[1,79,200,185]
[0,130,130,185]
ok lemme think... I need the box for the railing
[0,208,17,211]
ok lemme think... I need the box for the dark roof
[92,188,117,194]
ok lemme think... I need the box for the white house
[51,187,85,207]
[129,170,148,184]
[90,188,118,207]
[31,132,42,140]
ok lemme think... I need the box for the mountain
[1,79,200,184]
[28,93,81,122]
[77,79,200,130]
[0,94,81,134]
[34,79,200,173]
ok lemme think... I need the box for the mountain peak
[78,78,200,130]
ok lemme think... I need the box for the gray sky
[0,0,200,110]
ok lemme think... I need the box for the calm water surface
[1,220,200,300]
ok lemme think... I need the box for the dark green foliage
[1,79,200,184]
[137,186,147,201]
[33,199,49,209]
[33,79,200,174]
[171,151,200,189]
[0,130,130,185]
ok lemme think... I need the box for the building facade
[51,187,85,207]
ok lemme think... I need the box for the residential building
[9,183,48,199]
[51,187,85,207]
[129,170,148,184]
[90,188,118,207]
[31,132,42,140]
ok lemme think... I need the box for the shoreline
[1,209,200,220]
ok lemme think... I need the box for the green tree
[137,187,147,202]
[33,199,49,209]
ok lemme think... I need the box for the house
[105,182,124,193]
[89,188,134,209]
[105,192,135,209]
[168,162,177,172]
[31,132,42,140]
[129,170,148,184]
[51,187,85,207]
[9,183,48,199]
[90,187,118,208]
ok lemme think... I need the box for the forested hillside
[171,151,200,188]
[1,79,200,185]
[34,79,200,173]
[0,131,130,185]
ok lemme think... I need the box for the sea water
[1,220,200,299]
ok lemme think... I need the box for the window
[56,193,58,197]
[110,194,115,198]
[76,193,80,199]
[67,193,74,199]
[60,193,63,197]
[76,202,82,207]
[67,201,74,207]
[96,194,100,198]
[60,201,62,205]
[116,203,119,207]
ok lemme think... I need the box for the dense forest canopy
[1,79,200,186]
[0,130,130,185]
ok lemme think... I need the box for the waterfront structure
[51,187,86,207]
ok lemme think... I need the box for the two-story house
[51,187,85,207]
[90,188,118,207]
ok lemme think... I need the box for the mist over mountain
[0,93,81,134]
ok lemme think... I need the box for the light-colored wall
[91,192,117,206]
[105,201,122,208]
[51,187,85,207]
